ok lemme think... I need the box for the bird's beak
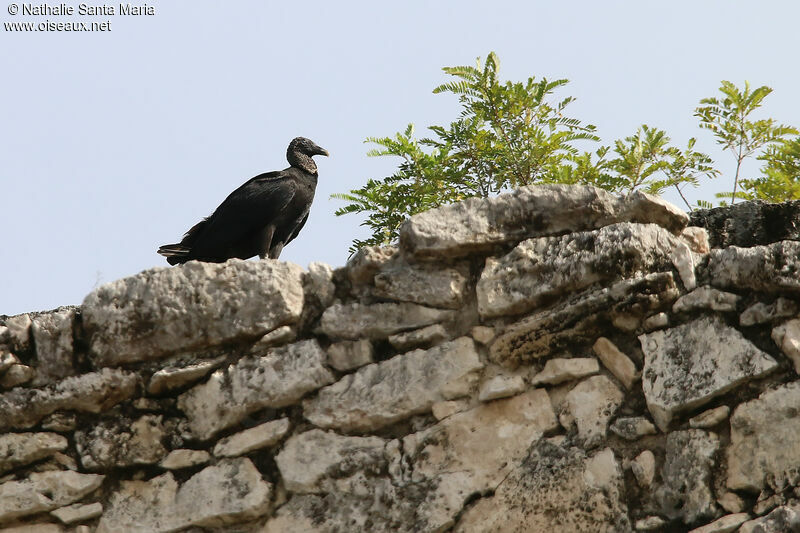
[314,146,329,157]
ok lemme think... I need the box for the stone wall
[1,185,800,532]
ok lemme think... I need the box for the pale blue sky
[2,1,799,315]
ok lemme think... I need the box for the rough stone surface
[636,516,667,530]
[531,357,600,385]
[681,226,711,254]
[4,314,32,352]
[304,337,483,432]
[658,429,720,524]
[640,315,778,431]
[50,502,103,524]
[727,381,800,492]
[690,405,731,429]
[0,471,104,523]
[491,272,679,366]
[643,312,669,331]
[82,259,305,366]
[477,222,678,319]
[0,433,68,474]
[147,356,226,395]
[178,339,334,440]
[706,240,800,295]
[559,375,624,447]
[431,399,469,420]
[326,339,374,371]
[159,449,210,470]
[738,505,800,533]
[0,369,136,431]
[671,240,698,290]
[741,298,799,326]
[345,245,397,285]
[319,302,454,340]
[690,513,750,533]
[631,450,656,488]
[0,351,18,374]
[478,374,526,401]
[213,418,290,457]
[305,261,336,310]
[772,318,800,373]
[673,285,741,313]
[388,324,449,351]
[689,199,800,249]
[455,442,631,532]
[610,417,657,440]
[276,429,387,493]
[470,325,495,345]
[593,337,638,390]
[718,492,747,514]
[402,389,558,531]
[75,415,167,470]
[96,458,271,533]
[0,364,34,389]
[373,261,469,309]
[401,184,687,260]
[30,309,76,386]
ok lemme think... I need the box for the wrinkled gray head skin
[286,137,328,175]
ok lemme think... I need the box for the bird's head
[289,137,329,158]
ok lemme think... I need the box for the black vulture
[157,137,328,265]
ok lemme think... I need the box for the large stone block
[82,259,305,366]
[454,442,631,532]
[689,199,800,249]
[657,429,719,524]
[304,337,483,432]
[640,315,778,431]
[727,381,800,492]
[400,184,687,259]
[30,308,76,385]
[0,369,136,431]
[490,273,678,367]
[96,458,271,533]
[478,222,678,319]
[706,240,800,295]
[178,340,335,440]
[0,471,104,524]
[319,302,454,340]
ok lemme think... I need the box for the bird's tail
[157,243,191,265]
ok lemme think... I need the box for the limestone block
[640,315,777,431]
[672,285,740,313]
[592,337,638,390]
[304,337,483,432]
[478,374,526,402]
[159,449,210,470]
[0,471,104,524]
[326,340,374,371]
[4,314,32,352]
[50,502,103,525]
[0,369,136,431]
[491,273,679,367]
[75,415,167,470]
[772,318,800,373]
[96,458,271,533]
[213,418,291,457]
[707,240,800,295]
[477,222,678,319]
[0,432,67,474]
[681,226,710,254]
[147,356,226,395]
[82,259,305,366]
[738,505,800,533]
[689,513,750,533]
[671,240,697,290]
[178,340,334,440]
[388,324,448,352]
[631,450,656,488]
[31,308,76,386]
[319,302,454,340]
[400,184,686,260]
[658,429,719,524]
[610,417,657,440]
[0,364,34,389]
[559,375,624,447]
[530,357,599,386]
[345,245,397,285]
[689,199,800,248]
[689,405,730,429]
[727,381,800,492]
[374,261,469,309]
[275,430,387,493]
[740,298,798,326]
[454,442,631,532]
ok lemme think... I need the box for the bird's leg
[268,242,284,259]
[257,225,276,259]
